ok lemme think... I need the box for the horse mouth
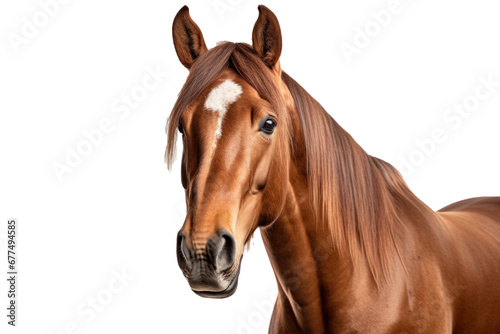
[191,266,240,299]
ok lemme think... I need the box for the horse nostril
[218,231,236,271]
[207,230,236,272]
[176,231,190,271]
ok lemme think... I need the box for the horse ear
[172,6,208,69]
[252,5,282,70]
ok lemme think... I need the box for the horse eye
[178,122,184,134]
[259,117,277,135]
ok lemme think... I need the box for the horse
[166,5,500,333]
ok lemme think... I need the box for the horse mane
[282,73,419,284]
[166,41,421,285]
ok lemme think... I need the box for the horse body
[261,84,500,332]
[262,152,500,333]
[168,5,500,333]
[437,198,500,332]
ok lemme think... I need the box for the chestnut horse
[167,5,500,333]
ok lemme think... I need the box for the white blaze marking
[204,79,243,151]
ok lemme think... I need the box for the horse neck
[258,129,360,333]
[259,147,418,333]
[259,159,338,334]
[259,81,439,332]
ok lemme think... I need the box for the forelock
[165,42,291,168]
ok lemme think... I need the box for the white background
[1,0,499,333]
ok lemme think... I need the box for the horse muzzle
[176,230,241,298]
